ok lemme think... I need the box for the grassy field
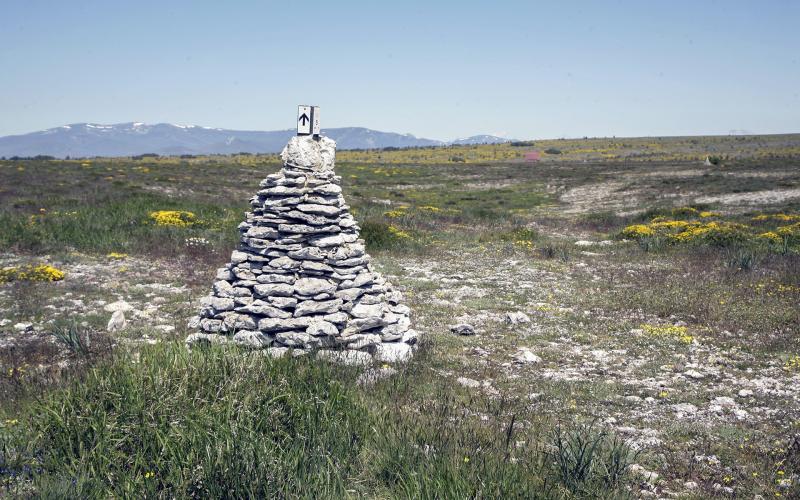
[1,135,799,498]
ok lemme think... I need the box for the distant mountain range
[0,123,511,158]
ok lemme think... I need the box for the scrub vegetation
[1,133,799,497]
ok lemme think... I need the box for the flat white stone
[294,298,343,317]
[316,350,372,366]
[306,320,339,337]
[351,302,386,319]
[233,330,273,348]
[200,296,235,312]
[253,283,294,297]
[296,203,342,216]
[294,277,337,296]
[375,342,413,363]
[512,348,542,364]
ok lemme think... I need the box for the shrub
[551,421,638,494]
[621,224,655,239]
[360,219,414,250]
[148,210,197,227]
[498,227,538,243]
[724,247,759,271]
[0,264,65,283]
[544,148,562,155]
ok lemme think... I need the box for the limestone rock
[294,277,336,296]
[512,348,542,364]
[280,135,336,171]
[233,330,273,349]
[316,349,372,366]
[306,320,338,337]
[375,342,413,363]
[450,323,475,336]
[457,377,481,388]
[294,298,343,317]
[505,312,531,325]
[107,310,126,332]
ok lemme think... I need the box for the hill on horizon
[0,122,511,158]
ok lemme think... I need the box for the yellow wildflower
[0,264,65,283]
[418,205,442,213]
[759,231,783,243]
[621,224,655,238]
[641,324,694,344]
[388,225,411,239]
[776,223,800,237]
[149,210,197,227]
[383,209,406,219]
[107,252,128,259]
[650,220,692,230]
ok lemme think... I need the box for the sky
[1,0,798,140]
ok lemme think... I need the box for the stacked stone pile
[187,135,416,362]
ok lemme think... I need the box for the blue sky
[1,0,798,139]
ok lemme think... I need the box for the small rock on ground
[450,323,475,336]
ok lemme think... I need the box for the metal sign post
[297,105,320,137]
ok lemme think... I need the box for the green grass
[0,342,636,498]
[0,191,241,258]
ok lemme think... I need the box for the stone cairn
[187,135,417,363]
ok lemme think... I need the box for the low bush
[360,219,416,251]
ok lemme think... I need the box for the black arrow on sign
[298,113,310,126]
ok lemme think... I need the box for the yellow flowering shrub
[0,264,65,283]
[107,252,128,259]
[776,222,800,237]
[621,224,655,238]
[514,239,534,250]
[624,219,746,243]
[149,210,197,227]
[670,221,750,244]
[758,231,782,244]
[387,225,411,239]
[752,213,800,222]
[641,324,694,344]
[383,209,407,219]
[649,220,692,230]
[418,205,442,213]
[785,355,800,371]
